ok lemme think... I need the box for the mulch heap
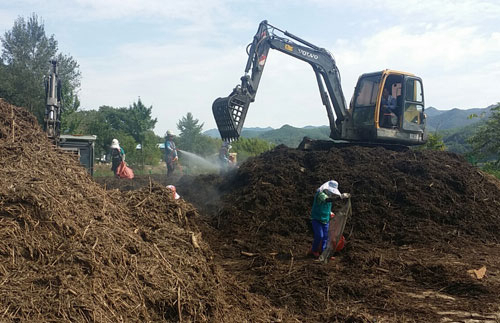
[98,142,500,321]
[215,144,500,247]
[0,99,290,322]
[194,144,500,322]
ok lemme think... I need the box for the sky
[1,0,499,136]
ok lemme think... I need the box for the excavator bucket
[212,93,250,142]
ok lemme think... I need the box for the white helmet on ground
[166,185,180,199]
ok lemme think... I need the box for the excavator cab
[346,70,427,145]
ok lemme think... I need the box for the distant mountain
[203,128,221,138]
[203,126,273,138]
[258,124,330,147]
[242,126,274,132]
[424,107,445,118]
[242,127,274,138]
[426,105,494,131]
[203,125,330,147]
[440,123,477,155]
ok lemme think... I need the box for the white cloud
[308,0,500,24]
[0,10,12,23]
[79,33,339,135]
[72,0,230,21]
[380,0,500,22]
[238,53,328,128]
[333,24,500,109]
[0,9,22,33]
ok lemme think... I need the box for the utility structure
[43,60,96,175]
[44,59,63,145]
[213,20,427,147]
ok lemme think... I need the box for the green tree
[176,112,211,155]
[139,131,162,166]
[57,52,81,112]
[62,102,161,167]
[87,108,116,157]
[0,14,81,123]
[196,135,222,157]
[231,137,274,161]
[0,61,7,98]
[417,132,446,151]
[125,98,157,144]
[468,103,500,166]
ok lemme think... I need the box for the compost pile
[99,141,500,321]
[198,145,500,321]
[215,144,500,246]
[0,100,288,322]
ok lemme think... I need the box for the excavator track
[297,138,409,152]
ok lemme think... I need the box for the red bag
[116,161,134,179]
[335,235,346,252]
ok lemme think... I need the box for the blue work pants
[311,219,329,253]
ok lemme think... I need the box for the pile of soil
[98,144,500,322]
[0,100,289,322]
[215,144,500,246]
[199,145,500,321]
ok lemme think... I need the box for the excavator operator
[380,87,398,128]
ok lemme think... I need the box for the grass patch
[93,163,167,178]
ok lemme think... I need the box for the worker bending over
[308,180,350,258]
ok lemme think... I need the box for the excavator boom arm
[213,20,348,141]
[44,59,63,143]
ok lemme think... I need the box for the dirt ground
[97,146,500,322]
[2,99,500,322]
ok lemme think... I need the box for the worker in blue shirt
[164,130,178,177]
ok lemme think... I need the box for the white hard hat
[166,130,174,137]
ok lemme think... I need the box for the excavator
[212,20,427,148]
